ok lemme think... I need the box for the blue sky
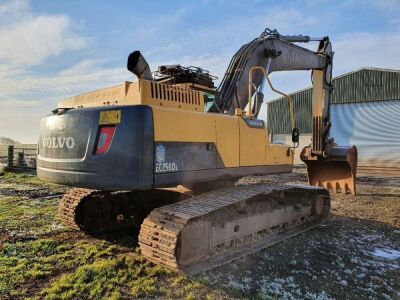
[0,0,399,142]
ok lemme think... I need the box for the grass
[1,171,63,189]
[0,196,62,236]
[0,172,228,300]
[0,172,66,236]
[0,236,226,299]
[0,238,63,298]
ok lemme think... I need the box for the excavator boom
[211,28,357,194]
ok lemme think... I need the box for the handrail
[248,66,296,129]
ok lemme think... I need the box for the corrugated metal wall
[333,69,400,104]
[330,100,400,168]
[267,89,312,134]
[267,68,400,134]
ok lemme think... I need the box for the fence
[4,145,37,172]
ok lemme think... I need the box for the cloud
[0,103,44,143]
[366,0,400,10]
[0,0,86,67]
[0,64,129,98]
[137,5,318,63]
[0,61,130,143]
[0,0,30,21]
[0,1,103,143]
[333,32,400,74]
[0,63,131,143]
[59,59,103,76]
[0,99,41,108]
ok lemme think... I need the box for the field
[0,170,399,299]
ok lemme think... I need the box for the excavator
[37,28,357,274]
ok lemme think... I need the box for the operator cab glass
[204,93,216,112]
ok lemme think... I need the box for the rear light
[95,126,115,155]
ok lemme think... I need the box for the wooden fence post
[17,152,25,167]
[7,145,14,168]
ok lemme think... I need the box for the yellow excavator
[37,28,357,274]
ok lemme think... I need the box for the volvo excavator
[37,28,357,274]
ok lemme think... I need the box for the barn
[267,68,400,172]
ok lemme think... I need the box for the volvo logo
[155,144,165,164]
[246,119,264,128]
[42,137,75,149]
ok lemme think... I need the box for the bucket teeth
[316,180,355,195]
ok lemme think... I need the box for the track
[58,188,97,230]
[58,188,189,232]
[139,183,330,274]
[59,184,330,274]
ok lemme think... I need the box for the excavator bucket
[300,145,358,195]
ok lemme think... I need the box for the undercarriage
[58,182,330,274]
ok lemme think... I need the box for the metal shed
[267,68,400,169]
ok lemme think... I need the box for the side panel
[154,142,216,173]
[152,107,216,142]
[265,144,293,165]
[239,118,267,166]
[152,107,218,176]
[152,108,241,170]
[152,107,292,188]
[215,116,240,168]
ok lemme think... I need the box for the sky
[0,0,399,143]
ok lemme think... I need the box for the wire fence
[2,145,37,172]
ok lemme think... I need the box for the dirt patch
[0,229,12,251]
[333,176,400,228]
[200,172,400,299]
[200,216,399,299]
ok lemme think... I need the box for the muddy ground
[0,170,399,299]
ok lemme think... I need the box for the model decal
[155,162,179,173]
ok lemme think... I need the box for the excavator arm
[213,28,357,194]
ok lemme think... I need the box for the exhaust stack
[127,51,153,80]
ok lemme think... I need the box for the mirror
[292,127,300,144]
